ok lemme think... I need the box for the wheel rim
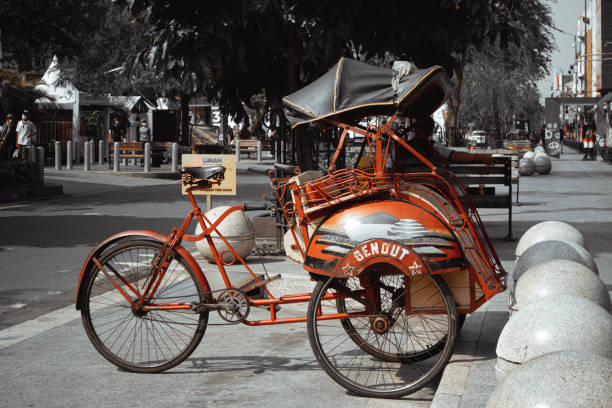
[84,242,207,370]
[310,273,456,397]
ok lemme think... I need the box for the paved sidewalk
[1,148,610,407]
[432,147,612,407]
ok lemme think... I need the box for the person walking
[109,117,124,143]
[0,114,17,162]
[15,112,37,161]
[138,120,151,143]
[138,120,151,166]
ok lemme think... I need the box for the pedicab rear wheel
[307,273,457,398]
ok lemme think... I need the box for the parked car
[466,130,487,148]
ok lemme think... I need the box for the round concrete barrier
[195,205,255,264]
[511,260,611,313]
[518,158,535,176]
[534,146,546,154]
[512,239,598,280]
[488,350,612,407]
[495,295,612,381]
[523,151,535,160]
[515,221,586,258]
[533,153,551,174]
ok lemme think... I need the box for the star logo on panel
[342,261,358,277]
[408,261,423,276]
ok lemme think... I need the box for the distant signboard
[181,154,236,195]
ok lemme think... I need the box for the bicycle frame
[86,187,375,326]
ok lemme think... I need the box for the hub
[371,316,390,334]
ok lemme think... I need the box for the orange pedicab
[75,58,506,398]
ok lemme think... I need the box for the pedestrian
[109,117,124,143]
[138,120,151,143]
[0,113,17,162]
[15,112,37,161]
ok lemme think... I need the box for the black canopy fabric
[283,58,454,128]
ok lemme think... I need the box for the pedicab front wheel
[81,240,211,373]
[307,273,458,398]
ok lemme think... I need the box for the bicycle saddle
[181,166,225,179]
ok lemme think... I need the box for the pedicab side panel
[303,199,464,277]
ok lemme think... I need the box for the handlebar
[242,202,268,211]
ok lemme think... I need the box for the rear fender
[75,230,209,310]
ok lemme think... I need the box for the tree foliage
[459,42,544,135]
[445,0,553,142]
[115,0,547,120]
[0,0,105,71]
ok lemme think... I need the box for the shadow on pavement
[0,215,184,248]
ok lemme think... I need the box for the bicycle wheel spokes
[308,273,457,398]
[83,241,209,373]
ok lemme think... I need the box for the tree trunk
[287,24,313,170]
[179,92,192,146]
[445,52,465,146]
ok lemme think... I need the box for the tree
[445,0,553,144]
[114,0,553,166]
[0,0,106,71]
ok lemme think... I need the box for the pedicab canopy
[283,57,454,128]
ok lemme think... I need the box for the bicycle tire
[81,240,210,373]
[307,272,457,398]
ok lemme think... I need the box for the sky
[536,0,587,99]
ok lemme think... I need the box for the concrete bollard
[534,152,551,174]
[518,158,535,176]
[515,221,586,258]
[523,151,535,160]
[512,239,598,281]
[257,140,262,162]
[89,140,95,167]
[172,142,179,172]
[495,295,612,382]
[55,141,61,170]
[113,142,120,172]
[511,260,611,314]
[67,141,73,170]
[36,146,45,181]
[144,142,151,173]
[98,140,104,166]
[235,140,241,162]
[488,351,612,407]
[84,141,91,171]
[195,206,255,264]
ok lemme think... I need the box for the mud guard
[75,230,210,310]
[303,198,464,278]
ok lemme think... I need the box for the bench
[230,139,271,158]
[449,155,517,240]
[109,142,144,167]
